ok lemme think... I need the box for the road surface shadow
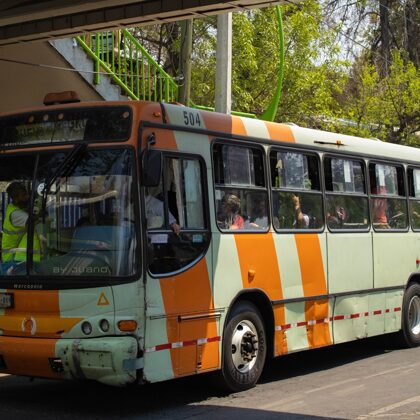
[0,334,402,419]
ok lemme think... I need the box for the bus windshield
[0,148,137,279]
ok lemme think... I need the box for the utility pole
[215,12,232,114]
[178,19,193,105]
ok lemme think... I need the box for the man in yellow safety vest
[1,182,40,267]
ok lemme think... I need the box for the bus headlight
[99,319,110,332]
[81,321,92,335]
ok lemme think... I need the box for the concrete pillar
[215,12,232,114]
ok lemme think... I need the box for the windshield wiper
[42,143,87,196]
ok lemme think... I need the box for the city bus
[0,91,419,391]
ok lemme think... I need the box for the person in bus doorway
[1,182,40,271]
[145,188,180,235]
[218,193,244,230]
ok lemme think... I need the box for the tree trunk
[405,0,419,68]
[379,0,390,77]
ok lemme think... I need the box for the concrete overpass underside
[0,0,282,46]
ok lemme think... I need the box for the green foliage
[340,50,420,146]
[190,2,348,125]
[131,1,419,146]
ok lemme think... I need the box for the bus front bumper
[0,335,142,386]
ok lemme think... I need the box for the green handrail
[76,29,179,102]
[260,6,284,122]
[76,28,257,118]
[75,10,284,121]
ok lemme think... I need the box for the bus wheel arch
[224,290,275,359]
[220,290,274,392]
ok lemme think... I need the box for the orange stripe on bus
[0,337,59,379]
[265,122,295,143]
[231,116,248,137]
[201,110,233,135]
[160,258,219,375]
[294,234,332,348]
[234,233,288,355]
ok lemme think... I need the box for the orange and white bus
[0,92,419,391]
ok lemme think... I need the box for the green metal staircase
[77,29,178,103]
[76,7,284,120]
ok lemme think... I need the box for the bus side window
[270,150,323,231]
[408,168,420,230]
[213,143,268,232]
[369,163,407,230]
[146,155,209,276]
[325,157,369,231]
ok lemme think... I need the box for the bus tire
[401,283,420,347]
[221,301,266,392]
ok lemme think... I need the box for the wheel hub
[231,320,259,373]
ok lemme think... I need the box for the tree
[341,50,420,146]
[129,1,419,146]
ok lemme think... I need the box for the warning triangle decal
[97,292,110,306]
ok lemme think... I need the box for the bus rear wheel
[221,301,266,392]
[401,283,420,347]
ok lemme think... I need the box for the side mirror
[141,149,162,186]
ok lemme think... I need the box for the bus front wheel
[401,283,420,347]
[221,301,266,392]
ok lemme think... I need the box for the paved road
[0,334,419,419]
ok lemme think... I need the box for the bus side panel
[282,302,309,352]
[333,295,369,343]
[327,233,373,294]
[144,256,219,382]
[332,289,403,343]
[143,277,175,383]
[272,234,304,355]
[385,289,403,333]
[294,234,332,350]
[232,233,288,355]
[373,233,418,288]
[366,292,386,336]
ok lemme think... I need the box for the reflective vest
[2,203,26,262]
[1,203,40,263]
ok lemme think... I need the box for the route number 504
[183,111,202,127]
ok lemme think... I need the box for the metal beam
[0,0,284,46]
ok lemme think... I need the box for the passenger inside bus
[217,193,244,230]
[327,203,348,229]
[145,187,180,235]
[291,194,310,229]
[273,192,314,230]
[247,198,268,229]
[371,186,390,229]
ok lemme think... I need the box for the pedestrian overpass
[0,0,282,46]
[0,0,286,115]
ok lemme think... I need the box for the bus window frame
[0,144,142,290]
[269,146,325,234]
[407,165,420,232]
[0,105,133,150]
[142,149,212,279]
[212,139,270,235]
[323,154,370,233]
[368,159,409,233]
